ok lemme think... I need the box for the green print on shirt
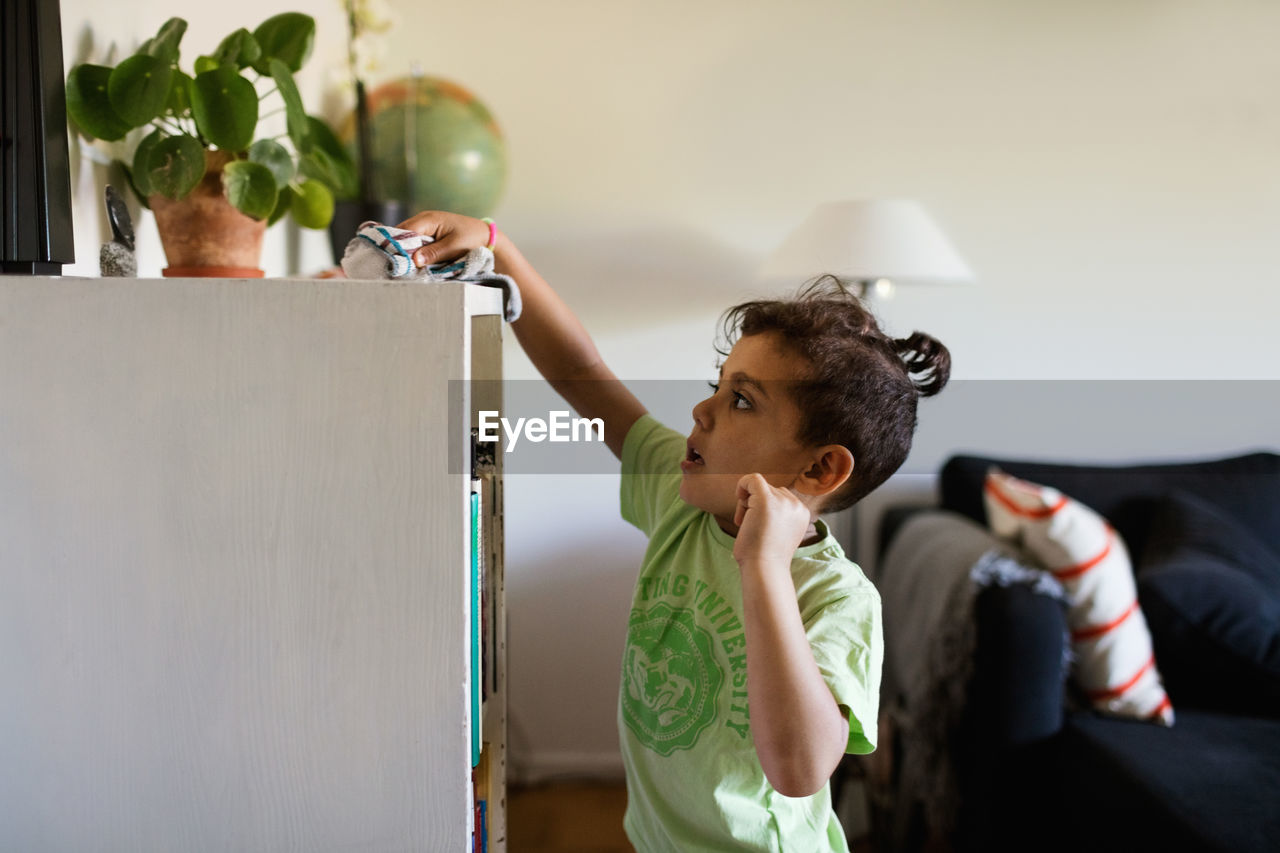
[623,603,725,755]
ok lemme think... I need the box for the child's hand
[732,473,812,569]
[396,210,492,268]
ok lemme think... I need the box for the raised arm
[732,475,851,797]
[399,211,646,459]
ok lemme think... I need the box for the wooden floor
[508,781,633,853]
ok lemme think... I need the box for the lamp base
[853,279,895,301]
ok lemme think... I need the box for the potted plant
[65,13,356,276]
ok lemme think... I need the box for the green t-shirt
[618,414,883,853]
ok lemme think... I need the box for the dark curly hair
[716,275,950,512]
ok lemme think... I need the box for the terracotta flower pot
[150,150,267,278]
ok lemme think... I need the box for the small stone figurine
[99,185,137,277]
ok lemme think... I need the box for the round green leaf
[268,59,309,153]
[212,28,262,70]
[166,70,192,117]
[251,13,315,75]
[194,55,219,75]
[147,134,205,199]
[267,188,292,226]
[305,115,357,197]
[290,179,334,229]
[65,64,131,141]
[131,129,166,196]
[223,160,278,221]
[306,115,350,161]
[121,163,152,210]
[298,149,357,201]
[248,139,294,189]
[107,54,173,127]
[191,66,258,151]
[146,17,187,63]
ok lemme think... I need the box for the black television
[2,0,74,275]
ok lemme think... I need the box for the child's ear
[797,445,854,498]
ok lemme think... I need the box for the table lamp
[759,199,973,299]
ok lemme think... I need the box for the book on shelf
[470,483,482,768]
[472,752,492,853]
[481,477,498,702]
[470,428,499,767]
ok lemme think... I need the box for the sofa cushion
[984,470,1172,723]
[1137,491,1280,716]
[941,452,1280,562]
[1050,710,1280,853]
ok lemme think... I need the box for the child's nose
[691,395,713,428]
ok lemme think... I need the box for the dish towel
[340,220,522,322]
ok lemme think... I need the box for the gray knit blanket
[878,510,1067,849]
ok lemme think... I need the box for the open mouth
[684,444,704,467]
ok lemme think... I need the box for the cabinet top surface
[0,276,505,317]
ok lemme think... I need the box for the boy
[400,211,950,851]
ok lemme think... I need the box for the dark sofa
[873,451,1280,853]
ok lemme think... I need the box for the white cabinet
[0,276,506,851]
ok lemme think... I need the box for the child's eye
[707,381,751,410]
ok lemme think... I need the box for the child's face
[679,331,818,530]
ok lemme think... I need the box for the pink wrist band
[482,218,497,250]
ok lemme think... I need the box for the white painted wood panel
[0,276,503,851]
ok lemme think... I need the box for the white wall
[60,0,1280,781]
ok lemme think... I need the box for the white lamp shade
[759,199,974,284]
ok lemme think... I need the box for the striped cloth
[340,220,522,322]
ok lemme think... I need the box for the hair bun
[893,332,951,397]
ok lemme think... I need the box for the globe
[347,76,507,219]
